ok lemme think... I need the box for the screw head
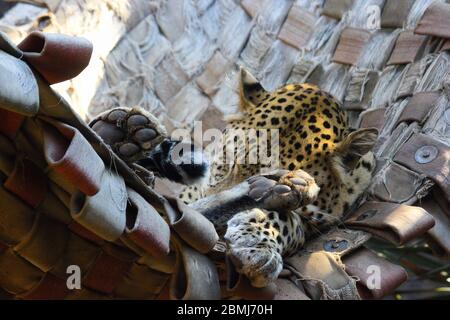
[323,239,348,252]
[415,145,438,164]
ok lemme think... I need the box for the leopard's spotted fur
[180,68,378,286]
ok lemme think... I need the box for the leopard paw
[224,209,284,288]
[89,107,167,163]
[247,170,320,211]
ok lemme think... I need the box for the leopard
[89,68,378,289]
[178,68,378,287]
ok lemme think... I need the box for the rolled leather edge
[342,247,408,299]
[70,170,127,242]
[163,197,219,254]
[122,187,171,258]
[18,31,93,85]
[170,236,221,300]
[41,119,105,196]
[346,201,435,246]
[285,251,361,300]
[225,254,277,300]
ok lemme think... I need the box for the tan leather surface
[421,195,450,258]
[114,262,170,299]
[18,31,93,85]
[42,119,105,196]
[387,31,428,66]
[332,27,371,66]
[343,247,407,299]
[0,184,35,246]
[322,0,354,20]
[0,249,44,295]
[347,201,435,245]
[286,251,360,300]
[4,158,47,208]
[415,2,450,39]
[14,212,68,272]
[170,238,221,300]
[0,51,39,116]
[163,197,219,254]
[19,273,69,300]
[370,161,431,204]
[82,250,132,295]
[278,5,316,50]
[0,109,24,138]
[359,108,386,131]
[381,0,415,28]
[396,91,441,125]
[394,133,450,202]
[70,171,127,242]
[123,187,171,257]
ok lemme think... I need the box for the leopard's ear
[334,128,378,170]
[237,67,266,111]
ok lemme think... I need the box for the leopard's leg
[189,170,319,287]
[189,169,319,236]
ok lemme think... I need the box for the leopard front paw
[89,107,167,163]
[226,241,283,289]
[247,170,320,211]
[224,210,284,288]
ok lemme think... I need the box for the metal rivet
[357,209,378,221]
[445,108,450,125]
[323,239,348,252]
[415,145,438,164]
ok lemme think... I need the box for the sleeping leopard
[89,68,378,288]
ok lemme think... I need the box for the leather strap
[122,188,171,257]
[396,91,441,125]
[14,212,69,272]
[285,251,360,300]
[394,133,450,202]
[18,31,93,85]
[332,27,371,66]
[19,273,69,300]
[41,119,105,196]
[346,201,435,245]
[0,109,25,139]
[4,158,47,208]
[163,197,218,254]
[386,31,427,66]
[381,0,415,28]
[70,170,127,242]
[0,50,39,116]
[415,2,450,39]
[342,247,407,299]
[322,0,354,20]
[278,6,317,50]
[170,237,221,300]
[83,250,131,294]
